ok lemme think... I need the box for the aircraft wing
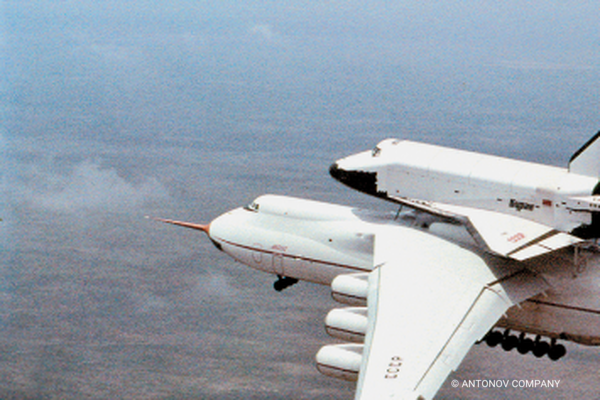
[389,196,582,260]
[354,226,548,400]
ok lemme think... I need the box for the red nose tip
[147,217,210,234]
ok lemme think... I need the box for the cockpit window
[244,201,260,212]
[373,139,401,156]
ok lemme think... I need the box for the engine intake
[325,307,368,343]
[315,344,363,382]
[331,273,369,306]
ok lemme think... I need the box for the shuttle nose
[329,162,343,181]
[329,162,379,196]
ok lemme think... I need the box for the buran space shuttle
[330,132,600,261]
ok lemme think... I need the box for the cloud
[30,161,168,211]
[249,24,286,45]
[251,24,275,40]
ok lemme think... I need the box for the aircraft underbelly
[500,300,600,345]
[283,256,366,285]
[500,253,600,345]
[219,241,276,275]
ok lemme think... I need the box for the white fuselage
[209,195,376,284]
[207,195,600,346]
[331,139,600,237]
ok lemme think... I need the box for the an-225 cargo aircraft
[153,132,600,399]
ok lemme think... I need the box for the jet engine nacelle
[315,344,363,382]
[325,307,368,343]
[331,273,369,306]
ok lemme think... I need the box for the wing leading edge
[354,226,548,400]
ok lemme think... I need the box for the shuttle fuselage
[331,138,600,238]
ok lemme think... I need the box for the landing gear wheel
[517,337,534,354]
[273,279,285,292]
[548,340,567,361]
[501,334,519,351]
[484,331,503,347]
[273,275,299,292]
[532,336,550,358]
[485,331,567,360]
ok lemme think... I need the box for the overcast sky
[3,1,600,399]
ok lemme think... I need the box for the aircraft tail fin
[569,131,600,177]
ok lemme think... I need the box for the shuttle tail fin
[569,131,600,177]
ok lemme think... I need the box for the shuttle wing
[354,227,547,400]
[389,196,582,260]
